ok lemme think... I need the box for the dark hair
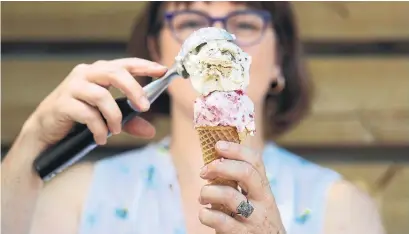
[128,1,312,137]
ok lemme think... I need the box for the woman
[2,2,385,234]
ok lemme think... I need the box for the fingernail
[113,127,121,135]
[153,63,167,70]
[217,141,229,151]
[99,137,107,145]
[139,95,150,111]
[200,166,207,176]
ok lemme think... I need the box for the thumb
[123,116,156,139]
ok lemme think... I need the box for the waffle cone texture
[196,126,241,215]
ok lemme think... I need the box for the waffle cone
[196,126,241,215]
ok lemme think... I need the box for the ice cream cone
[196,126,241,215]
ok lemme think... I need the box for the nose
[212,21,225,29]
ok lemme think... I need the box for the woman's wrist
[19,117,49,155]
[3,117,48,179]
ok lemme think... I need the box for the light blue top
[79,138,341,234]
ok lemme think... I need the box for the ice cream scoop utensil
[33,27,234,181]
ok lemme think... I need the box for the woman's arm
[1,123,47,234]
[2,121,93,234]
[324,180,386,234]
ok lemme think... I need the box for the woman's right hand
[22,58,168,150]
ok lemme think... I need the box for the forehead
[164,1,262,12]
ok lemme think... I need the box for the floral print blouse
[79,138,341,234]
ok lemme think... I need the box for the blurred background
[1,2,408,233]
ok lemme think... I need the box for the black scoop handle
[33,97,139,181]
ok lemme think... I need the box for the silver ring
[236,199,254,218]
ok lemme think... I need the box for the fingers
[199,208,244,234]
[123,116,156,139]
[71,82,122,134]
[67,59,164,141]
[109,58,168,77]
[200,159,267,199]
[86,63,150,111]
[216,141,266,175]
[60,99,108,145]
[199,185,247,214]
[29,58,164,148]
[73,58,167,113]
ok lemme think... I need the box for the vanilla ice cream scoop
[176,27,251,95]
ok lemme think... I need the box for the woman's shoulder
[30,161,95,233]
[36,144,158,210]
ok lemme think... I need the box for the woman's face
[155,2,278,118]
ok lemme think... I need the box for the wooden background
[1,2,409,233]
[2,2,409,147]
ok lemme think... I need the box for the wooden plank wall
[2,3,409,233]
[3,2,409,41]
[2,2,409,147]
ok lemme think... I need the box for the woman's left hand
[198,141,286,234]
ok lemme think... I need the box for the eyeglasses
[164,9,272,47]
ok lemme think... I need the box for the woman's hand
[198,141,286,234]
[2,58,167,234]
[23,58,167,151]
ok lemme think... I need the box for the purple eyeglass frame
[164,9,272,47]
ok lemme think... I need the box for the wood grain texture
[308,57,409,113]
[293,2,409,40]
[1,2,146,41]
[2,2,409,41]
[2,57,409,146]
